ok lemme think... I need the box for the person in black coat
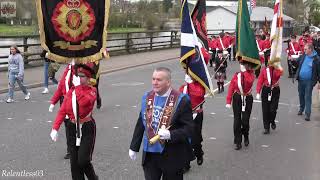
[129,67,193,180]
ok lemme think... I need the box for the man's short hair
[305,43,314,50]
[154,67,171,80]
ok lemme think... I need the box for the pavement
[0,48,320,180]
[0,48,180,94]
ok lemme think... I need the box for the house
[188,0,295,35]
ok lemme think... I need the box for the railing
[0,30,181,65]
[0,27,295,65]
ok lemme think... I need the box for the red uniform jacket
[287,42,301,57]
[226,70,255,104]
[201,47,210,65]
[179,81,205,110]
[50,65,75,105]
[52,85,97,131]
[299,37,305,53]
[257,39,265,63]
[216,37,230,50]
[262,39,271,51]
[256,66,283,94]
[209,38,217,50]
[230,35,235,46]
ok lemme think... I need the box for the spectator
[40,50,58,94]
[295,43,320,121]
[6,45,30,103]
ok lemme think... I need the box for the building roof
[223,6,295,21]
[189,1,295,22]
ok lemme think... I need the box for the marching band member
[226,62,255,150]
[287,35,301,78]
[50,64,98,180]
[256,65,283,134]
[49,61,76,159]
[214,50,228,93]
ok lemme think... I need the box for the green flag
[235,0,260,69]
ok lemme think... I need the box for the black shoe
[244,137,249,147]
[234,144,242,150]
[297,111,303,115]
[182,164,191,174]
[305,116,310,121]
[196,156,203,165]
[271,123,276,130]
[64,152,70,159]
[263,129,270,134]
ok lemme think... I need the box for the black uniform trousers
[67,120,97,180]
[261,86,280,130]
[232,93,253,145]
[209,50,216,67]
[143,153,183,180]
[60,96,70,153]
[192,112,204,158]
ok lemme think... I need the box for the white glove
[158,129,171,140]
[48,104,55,112]
[226,104,231,109]
[184,74,193,83]
[45,52,49,58]
[50,129,58,142]
[72,75,81,87]
[256,93,260,100]
[240,64,246,72]
[129,149,137,161]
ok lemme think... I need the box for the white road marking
[115,105,120,107]
[261,145,269,148]
[7,118,13,120]
[229,115,234,117]
[209,137,217,140]
[275,120,279,123]
[26,119,32,121]
[210,112,216,115]
[289,148,296,151]
[47,121,52,123]
[252,117,257,120]
[111,82,145,86]
[295,122,301,125]
[132,105,137,108]
[113,127,119,129]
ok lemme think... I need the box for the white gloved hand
[48,104,55,112]
[72,75,81,87]
[184,74,193,83]
[50,129,58,142]
[226,104,231,109]
[158,129,171,140]
[240,64,246,72]
[129,149,137,161]
[45,52,49,58]
[256,93,260,100]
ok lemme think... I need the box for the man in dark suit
[129,67,193,180]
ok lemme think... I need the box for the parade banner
[191,0,208,50]
[36,0,110,64]
[180,0,213,94]
[235,0,260,69]
[269,0,283,69]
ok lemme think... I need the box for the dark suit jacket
[129,93,193,172]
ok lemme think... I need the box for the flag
[191,0,208,50]
[35,0,110,64]
[180,0,213,93]
[249,0,256,15]
[235,0,260,69]
[269,0,283,69]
